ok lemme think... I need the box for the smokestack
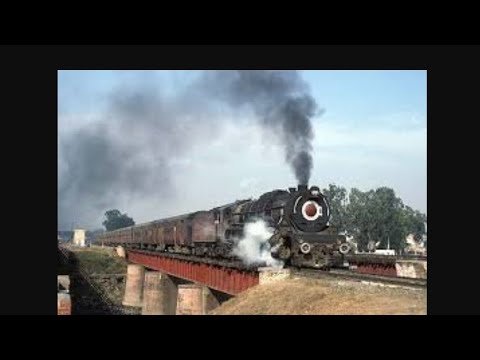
[298,185,308,192]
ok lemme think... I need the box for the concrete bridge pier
[116,246,126,258]
[58,275,71,315]
[58,293,71,315]
[176,284,220,315]
[395,260,427,279]
[142,272,178,315]
[122,264,145,307]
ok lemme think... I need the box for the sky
[58,70,426,230]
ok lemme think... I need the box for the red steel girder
[126,250,259,295]
[355,263,397,277]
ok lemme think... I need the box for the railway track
[126,248,262,271]
[127,249,427,286]
[292,268,427,289]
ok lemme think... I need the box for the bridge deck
[127,250,259,295]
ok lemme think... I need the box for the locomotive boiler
[98,185,351,269]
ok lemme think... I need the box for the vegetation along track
[292,268,427,289]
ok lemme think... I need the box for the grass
[210,277,427,315]
[71,247,127,275]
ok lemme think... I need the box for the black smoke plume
[58,82,217,229]
[58,71,320,229]
[199,70,318,185]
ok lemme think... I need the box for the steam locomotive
[97,185,352,269]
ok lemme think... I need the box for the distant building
[72,229,86,247]
[343,232,427,256]
[349,237,397,255]
[405,234,427,255]
[374,249,396,256]
[58,229,105,246]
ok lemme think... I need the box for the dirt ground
[210,277,427,315]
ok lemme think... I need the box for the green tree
[345,187,410,252]
[399,205,426,242]
[345,188,373,250]
[323,184,348,233]
[102,209,135,231]
[322,184,426,252]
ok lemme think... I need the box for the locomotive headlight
[339,243,351,255]
[302,200,322,221]
[300,242,311,254]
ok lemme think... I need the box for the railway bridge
[59,244,426,315]
[120,248,290,315]
[120,249,427,315]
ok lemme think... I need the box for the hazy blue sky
[59,70,427,123]
[58,70,426,229]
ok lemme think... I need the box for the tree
[322,184,348,233]
[102,209,135,231]
[345,187,414,252]
[341,186,428,252]
[345,188,374,250]
[399,205,426,242]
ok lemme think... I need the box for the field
[210,276,427,315]
[71,247,127,275]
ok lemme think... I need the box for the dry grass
[210,277,426,315]
[70,247,127,275]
